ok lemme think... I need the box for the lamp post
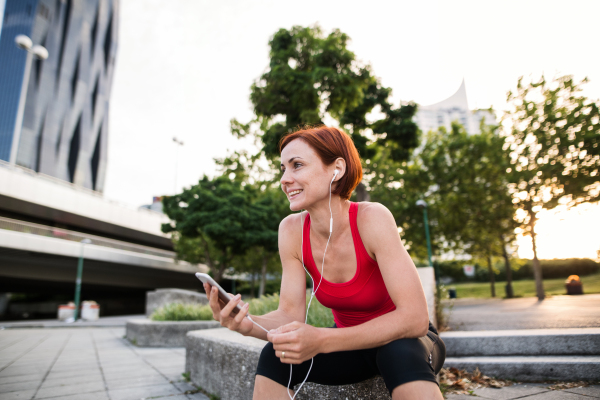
[416,199,439,285]
[172,137,184,194]
[73,238,92,321]
[9,35,49,167]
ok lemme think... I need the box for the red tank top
[302,202,396,328]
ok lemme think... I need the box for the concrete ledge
[444,355,600,381]
[146,288,208,317]
[185,328,392,400]
[441,328,600,356]
[126,318,220,347]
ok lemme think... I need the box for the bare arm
[269,203,430,362]
[205,213,309,341]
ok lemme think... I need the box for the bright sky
[105,0,600,260]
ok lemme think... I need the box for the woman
[203,126,446,399]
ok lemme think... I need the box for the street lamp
[9,35,49,167]
[416,199,439,285]
[172,137,184,194]
[73,238,92,321]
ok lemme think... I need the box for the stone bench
[185,328,391,400]
[127,319,220,347]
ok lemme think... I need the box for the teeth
[288,190,302,196]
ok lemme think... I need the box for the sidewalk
[445,293,600,331]
[1,326,598,400]
[446,384,600,399]
[0,327,208,400]
[0,315,143,330]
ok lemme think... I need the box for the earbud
[333,169,339,177]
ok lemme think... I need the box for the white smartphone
[195,273,243,315]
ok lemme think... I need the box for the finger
[270,331,298,346]
[208,287,222,318]
[272,321,300,334]
[220,293,242,319]
[203,283,211,300]
[233,303,249,325]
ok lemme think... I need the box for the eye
[294,162,302,169]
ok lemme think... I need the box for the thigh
[256,341,380,388]
[376,330,446,395]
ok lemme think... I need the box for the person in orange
[204,126,445,399]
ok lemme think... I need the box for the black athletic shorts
[255,322,446,395]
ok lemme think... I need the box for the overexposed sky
[105,0,600,259]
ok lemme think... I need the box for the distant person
[203,126,446,400]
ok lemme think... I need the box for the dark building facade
[0,0,118,192]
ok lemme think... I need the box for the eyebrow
[280,156,303,167]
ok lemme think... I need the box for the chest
[309,229,358,284]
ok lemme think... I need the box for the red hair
[279,126,363,200]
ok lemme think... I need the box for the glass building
[0,0,118,192]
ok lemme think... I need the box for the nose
[280,168,293,188]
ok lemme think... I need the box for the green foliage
[503,75,600,299]
[505,75,600,215]
[162,175,284,282]
[438,258,599,282]
[248,293,334,328]
[371,121,515,261]
[232,25,418,165]
[151,303,214,321]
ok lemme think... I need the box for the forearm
[320,309,429,353]
[245,309,298,341]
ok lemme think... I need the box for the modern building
[0,0,118,192]
[415,79,497,135]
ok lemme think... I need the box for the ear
[333,158,346,181]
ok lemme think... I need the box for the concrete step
[440,328,600,356]
[444,355,600,381]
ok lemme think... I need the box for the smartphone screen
[195,273,243,314]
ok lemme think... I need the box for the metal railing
[0,216,176,259]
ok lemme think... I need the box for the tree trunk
[529,212,545,300]
[259,253,268,298]
[355,182,370,202]
[250,272,256,298]
[501,236,514,299]
[487,253,496,298]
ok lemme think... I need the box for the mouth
[287,189,303,199]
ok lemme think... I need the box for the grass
[150,293,335,328]
[449,272,600,299]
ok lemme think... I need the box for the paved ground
[0,315,141,329]
[0,327,208,400]
[446,384,600,399]
[445,294,600,331]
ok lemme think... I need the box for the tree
[504,75,600,300]
[231,25,420,195]
[161,176,279,283]
[370,121,517,298]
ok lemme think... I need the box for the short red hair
[279,126,363,200]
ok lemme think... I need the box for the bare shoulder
[356,202,399,256]
[279,212,303,236]
[278,212,304,256]
[356,201,395,228]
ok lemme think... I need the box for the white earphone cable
[288,172,336,399]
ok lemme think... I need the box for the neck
[305,196,350,238]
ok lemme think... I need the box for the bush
[149,294,335,328]
[438,258,600,283]
[151,303,213,321]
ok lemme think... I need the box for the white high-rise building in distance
[415,79,496,135]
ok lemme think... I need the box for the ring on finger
[282,351,285,359]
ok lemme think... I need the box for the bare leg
[392,380,444,400]
[253,374,294,400]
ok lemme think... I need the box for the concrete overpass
[0,162,207,317]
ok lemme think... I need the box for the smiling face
[280,139,335,211]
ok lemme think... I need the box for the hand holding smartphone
[195,273,243,315]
